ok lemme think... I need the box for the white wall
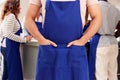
[19,0,29,20]
[0,0,29,21]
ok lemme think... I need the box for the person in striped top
[0,0,32,80]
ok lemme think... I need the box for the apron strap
[17,19,22,28]
[45,0,50,10]
[1,37,5,44]
[47,0,79,1]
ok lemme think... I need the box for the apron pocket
[38,45,57,67]
[70,45,86,56]
[68,45,89,80]
[37,45,89,80]
[69,45,87,67]
[38,45,87,67]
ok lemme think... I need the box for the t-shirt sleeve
[86,0,99,7]
[29,0,41,6]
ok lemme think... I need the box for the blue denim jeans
[1,46,8,80]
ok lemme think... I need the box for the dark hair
[1,0,20,20]
[98,0,108,2]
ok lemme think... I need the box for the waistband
[100,34,114,36]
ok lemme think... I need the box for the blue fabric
[27,22,43,35]
[36,0,89,80]
[1,46,8,80]
[87,34,100,80]
[4,20,23,80]
[36,45,89,80]
[84,21,100,80]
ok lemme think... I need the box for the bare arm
[25,4,57,46]
[82,4,102,43]
[67,4,102,47]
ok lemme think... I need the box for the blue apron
[87,34,100,80]
[5,20,23,80]
[84,21,100,80]
[36,0,89,80]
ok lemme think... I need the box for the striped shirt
[0,13,26,47]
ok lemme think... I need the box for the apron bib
[36,0,89,80]
[6,20,23,80]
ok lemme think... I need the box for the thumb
[67,41,73,47]
[49,41,57,47]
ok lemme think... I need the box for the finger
[67,42,73,47]
[50,41,57,47]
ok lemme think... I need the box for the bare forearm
[67,15,101,47]
[78,4,102,45]
[81,16,101,44]
[25,18,46,43]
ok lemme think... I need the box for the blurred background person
[95,0,120,80]
[0,0,32,80]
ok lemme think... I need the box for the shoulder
[6,13,16,20]
[106,3,120,16]
[86,0,99,7]
[4,13,16,23]
[29,0,41,6]
[110,4,120,12]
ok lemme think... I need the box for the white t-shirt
[98,1,120,47]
